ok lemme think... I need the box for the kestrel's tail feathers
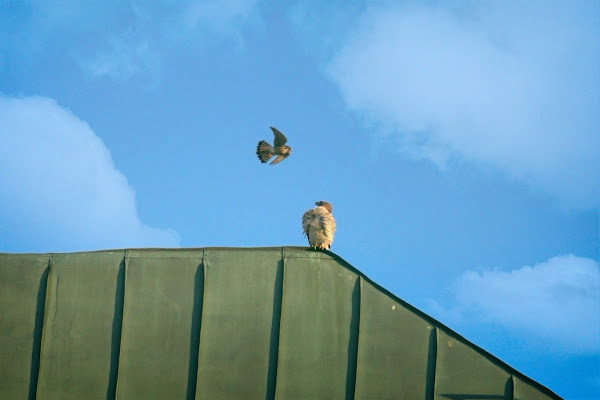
[256,140,273,163]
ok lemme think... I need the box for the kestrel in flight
[302,201,336,250]
[256,126,292,165]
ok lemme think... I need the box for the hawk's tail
[256,140,273,163]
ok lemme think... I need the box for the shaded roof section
[0,247,561,399]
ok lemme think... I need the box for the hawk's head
[315,200,333,213]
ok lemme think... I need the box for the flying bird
[302,201,336,250]
[256,126,292,165]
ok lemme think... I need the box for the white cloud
[88,0,262,81]
[0,95,180,251]
[327,1,600,210]
[88,31,161,84]
[434,254,600,354]
[182,0,261,34]
[0,0,262,82]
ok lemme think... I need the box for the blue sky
[0,1,598,398]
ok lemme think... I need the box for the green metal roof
[0,247,561,399]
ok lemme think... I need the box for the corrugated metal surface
[0,247,562,400]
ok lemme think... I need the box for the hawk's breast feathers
[302,201,336,250]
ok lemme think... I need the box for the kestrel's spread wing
[270,126,288,147]
[270,154,289,165]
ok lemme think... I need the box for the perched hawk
[256,126,292,165]
[302,201,336,250]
